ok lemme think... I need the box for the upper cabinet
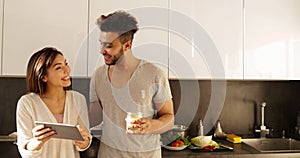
[169,0,244,79]
[2,0,88,76]
[2,0,300,80]
[244,0,300,80]
[88,0,169,77]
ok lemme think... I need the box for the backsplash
[169,80,300,138]
[1,77,300,138]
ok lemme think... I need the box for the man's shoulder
[92,64,107,77]
[95,64,107,72]
[140,60,162,72]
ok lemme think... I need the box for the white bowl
[162,145,188,151]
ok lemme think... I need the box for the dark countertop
[162,139,300,158]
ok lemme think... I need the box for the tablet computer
[35,121,84,141]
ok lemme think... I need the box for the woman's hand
[26,124,56,151]
[73,125,91,150]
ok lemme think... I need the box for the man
[89,10,174,157]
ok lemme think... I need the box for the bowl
[162,144,188,151]
[172,125,188,138]
[160,125,188,146]
[191,135,212,148]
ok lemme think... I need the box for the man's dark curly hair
[96,10,139,44]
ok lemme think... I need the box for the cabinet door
[169,0,243,79]
[244,0,300,79]
[3,0,88,76]
[88,0,169,77]
[0,0,3,75]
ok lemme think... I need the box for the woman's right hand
[25,124,57,151]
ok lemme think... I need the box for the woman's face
[42,54,71,89]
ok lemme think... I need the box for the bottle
[198,119,204,136]
[214,120,226,138]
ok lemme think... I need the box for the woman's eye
[55,67,61,70]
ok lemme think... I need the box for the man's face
[99,32,124,65]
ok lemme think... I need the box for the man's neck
[111,50,140,71]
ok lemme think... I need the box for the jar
[125,112,143,133]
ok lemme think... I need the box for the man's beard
[106,48,124,66]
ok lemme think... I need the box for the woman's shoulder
[17,93,40,110]
[19,92,39,101]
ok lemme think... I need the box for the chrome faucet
[255,102,269,138]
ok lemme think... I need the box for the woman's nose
[64,65,70,73]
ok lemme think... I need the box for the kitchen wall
[1,77,300,157]
[170,80,300,138]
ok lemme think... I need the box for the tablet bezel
[35,121,84,141]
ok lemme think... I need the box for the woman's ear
[42,76,48,82]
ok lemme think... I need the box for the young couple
[17,10,174,158]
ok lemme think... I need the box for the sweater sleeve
[73,91,92,151]
[16,96,43,157]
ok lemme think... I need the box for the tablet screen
[35,121,84,141]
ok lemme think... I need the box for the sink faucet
[255,102,270,138]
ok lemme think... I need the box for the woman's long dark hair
[26,47,63,94]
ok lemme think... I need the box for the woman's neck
[41,88,66,101]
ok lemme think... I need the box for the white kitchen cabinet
[169,0,244,79]
[88,0,169,77]
[244,0,300,80]
[0,0,3,75]
[3,0,88,76]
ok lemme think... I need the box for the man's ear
[123,40,132,51]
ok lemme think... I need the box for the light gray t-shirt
[90,60,172,155]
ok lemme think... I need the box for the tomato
[202,145,216,151]
[177,140,184,146]
[202,146,210,151]
[171,140,185,147]
[171,142,179,147]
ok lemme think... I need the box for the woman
[16,47,91,158]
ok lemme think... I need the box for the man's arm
[153,99,175,133]
[88,101,103,128]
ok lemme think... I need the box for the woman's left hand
[73,125,91,149]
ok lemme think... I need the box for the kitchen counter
[162,139,300,158]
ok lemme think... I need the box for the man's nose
[100,45,106,54]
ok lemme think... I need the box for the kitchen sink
[243,138,300,153]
